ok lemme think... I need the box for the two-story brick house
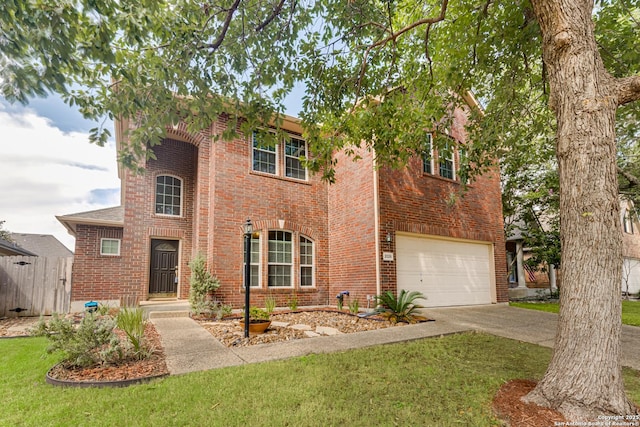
[58,100,508,312]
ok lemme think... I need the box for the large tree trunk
[523,0,637,420]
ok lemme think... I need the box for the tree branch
[618,166,640,188]
[616,75,640,105]
[368,0,449,51]
[255,0,287,32]
[353,0,449,108]
[204,0,242,51]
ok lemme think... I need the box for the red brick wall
[72,108,507,308]
[327,146,379,306]
[207,117,330,308]
[71,225,123,302]
[120,138,199,302]
[376,107,508,303]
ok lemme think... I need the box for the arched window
[155,175,182,216]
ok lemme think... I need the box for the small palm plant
[375,290,426,324]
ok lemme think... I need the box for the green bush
[249,307,270,321]
[375,290,426,324]
[188,252,221,311]
[32,313,121,368]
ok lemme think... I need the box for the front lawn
[510,300,640,326]
[3,333,640,426]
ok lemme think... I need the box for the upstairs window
[155,175,182,216]
[422,134,434,174]
[285,137,307,180]
[251,131,308,180]
[252,132,277,175]
[438,141,455,180]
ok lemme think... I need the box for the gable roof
[0,238,37,256]
[56,206,124,236]
[9,233,73,257]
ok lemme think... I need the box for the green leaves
[1,0,638,192]
[375,290,426,324]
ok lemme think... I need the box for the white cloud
[0,106,120,251]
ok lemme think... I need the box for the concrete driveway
[427,304,640,371]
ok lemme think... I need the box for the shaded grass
[510,300,640,326]
[1,332,639,426]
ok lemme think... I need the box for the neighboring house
[622,199,640,296]
[0,238,37,256]
[9,233,73,257]
[57,99,508,312]
[505,220,560,298]
[506,199,640,298]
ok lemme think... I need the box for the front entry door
[149,239,179,296]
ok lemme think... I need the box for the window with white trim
[252,132,277,175]
[251,131,308,180]
[268,231,292,287]
[100,238,121,256]
[285,137,307,180]
[300,236,314,287]
[422,133,434,174]
[244,234,261,287]
[438,141,455,180]
[155,175,182,216]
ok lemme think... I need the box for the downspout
[373,159,382,297]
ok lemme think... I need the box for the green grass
[510,300,640,326]
[2,333,639,426]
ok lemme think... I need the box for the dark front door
[149,239,179,296]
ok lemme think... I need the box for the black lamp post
[243,218,253,338]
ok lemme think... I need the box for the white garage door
[396,234,494,307]
[622,258,640,296]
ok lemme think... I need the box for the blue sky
[0,87,305,252]
[0,95,120,251]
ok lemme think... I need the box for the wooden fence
[0,256,73,317]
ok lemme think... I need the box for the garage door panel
[396,235,493,308]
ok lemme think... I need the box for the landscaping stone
[290,324,313,331]
[316,326,343,336]
[270,321,290,328]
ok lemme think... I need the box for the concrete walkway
[149,303,640,375]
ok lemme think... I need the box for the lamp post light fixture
[243,218,253,338]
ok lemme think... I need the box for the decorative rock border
[45,364,168,388]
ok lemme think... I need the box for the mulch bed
[45,323,168,384]
[492,379,566,426]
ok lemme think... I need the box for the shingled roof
[56,206,124,236]
[0,238,37,256]
[10,233,73,257]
